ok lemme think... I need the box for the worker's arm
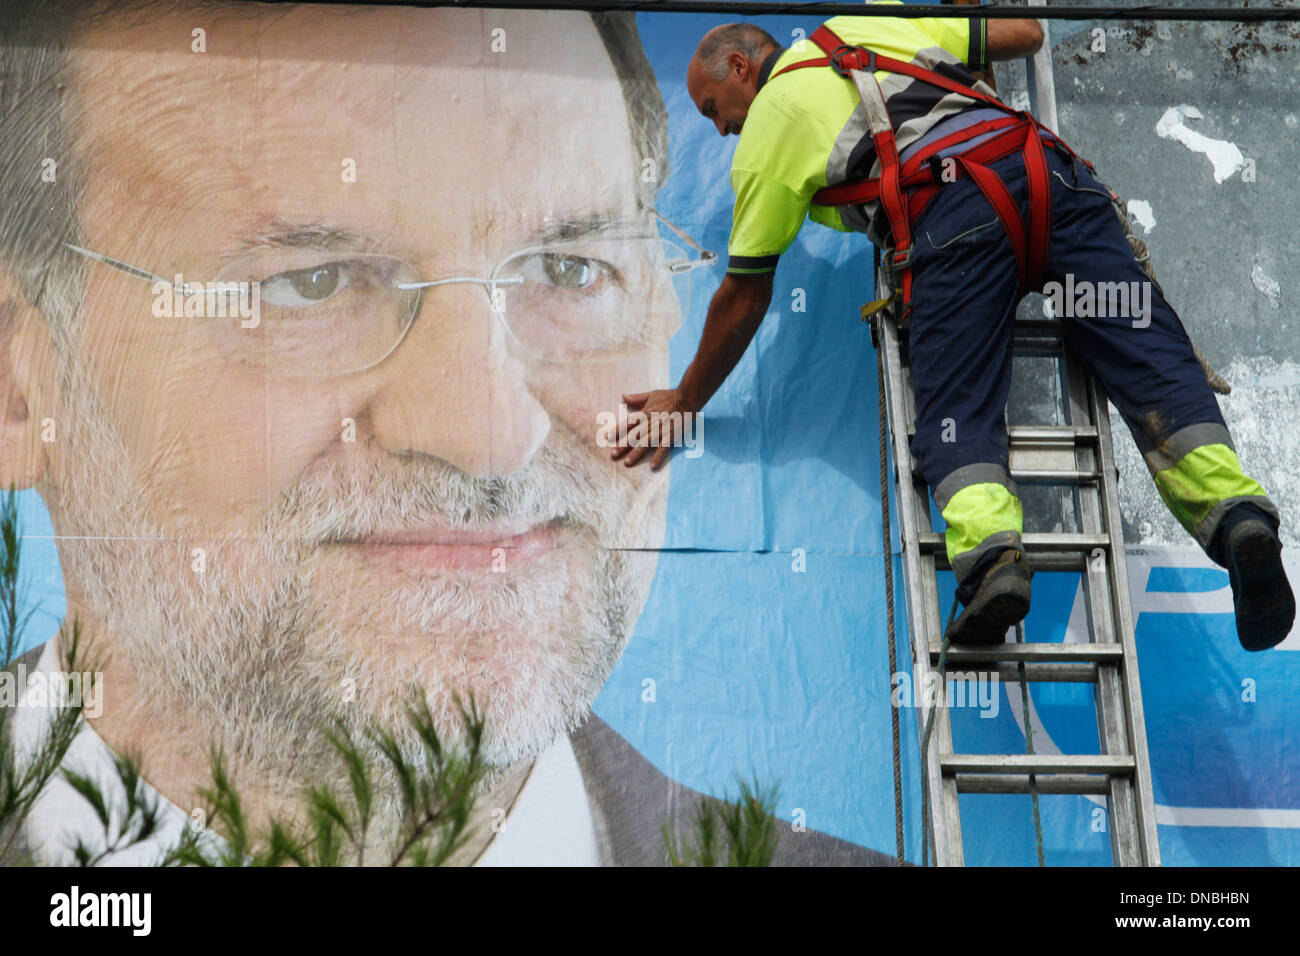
[613,271,773,470]
[986,18,1044,60]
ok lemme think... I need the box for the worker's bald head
[686,22,779,137]
[691,22,778,82]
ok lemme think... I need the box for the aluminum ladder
[872,305,1161,866]
[868,13,1161,866]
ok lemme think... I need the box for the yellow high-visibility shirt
[726,2,991,274]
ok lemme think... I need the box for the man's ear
[729,50,749,80]
[0,269,60,490]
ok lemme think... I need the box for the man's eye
[261,262,350,306]
[538,253,604,290]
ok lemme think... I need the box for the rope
[1015,619,1047,866]
[876,274,907,867]
[919,595,959,867]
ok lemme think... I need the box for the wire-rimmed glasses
[65,210,715,376]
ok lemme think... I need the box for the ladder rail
[1088,361,1163,865]
[877,287,965,867]
[1061,350,1143,865]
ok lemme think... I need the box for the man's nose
[365,284,550,477]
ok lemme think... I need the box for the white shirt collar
[12,640,599,866]
[474,729,599,866]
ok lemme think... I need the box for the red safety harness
[769,25,1104,318]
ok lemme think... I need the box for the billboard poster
[1,0,1296,867]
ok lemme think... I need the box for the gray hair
[696,22,779,82]
[0,2,668,339]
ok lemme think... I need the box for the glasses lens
[212,252,420,375]
[493,235,687,362]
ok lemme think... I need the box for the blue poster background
[590,7,1300,866]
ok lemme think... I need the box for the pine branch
[159,692,490,867]
[663,775,780,867]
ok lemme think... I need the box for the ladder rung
[919,532,1109,572]
[928,644,1122,681]
[931,662,1099,682]
[904,423,1102,485]
[942,754,1134,776]
[904,425,1098,443]
[931,643,1123,663]
[1008,425,1100,483]
[1011,319,1066,355]
[919,532,1108,554]
[912,466,1097,486]
[1007,425,1098,443]
[954,773,1116,795]
[1008,468,1098,484]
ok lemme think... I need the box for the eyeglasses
[64,210,715,376]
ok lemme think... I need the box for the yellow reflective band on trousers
[941,482,1023,568]
[1153,443,1268,540]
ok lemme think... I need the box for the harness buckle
[829,44,874,78]
[880,246,912,286]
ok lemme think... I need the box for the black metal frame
[290,1,1300,24]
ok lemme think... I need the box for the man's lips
[329,520,564,572]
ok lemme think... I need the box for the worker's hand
[610,388,696,471]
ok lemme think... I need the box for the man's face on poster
[22,5,676,774]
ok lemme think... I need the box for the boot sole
[1231,526,1296,652]
[946,579,1032,646]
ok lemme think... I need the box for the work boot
[1225,518,1296,651]
[945,548,1032,646]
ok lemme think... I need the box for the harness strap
[954,151,1029,289]
[904,120,1061,225]
[812,116,1023,207]
[827,29,916,275]
[772,26,1019,127]
[1023,122,1052,291]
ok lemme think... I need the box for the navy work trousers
[902,144,1230,560]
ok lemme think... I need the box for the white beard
[49,347,664,802]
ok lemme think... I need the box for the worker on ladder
[612,3,1295,652]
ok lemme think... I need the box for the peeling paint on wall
[1155,104,1245,183]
